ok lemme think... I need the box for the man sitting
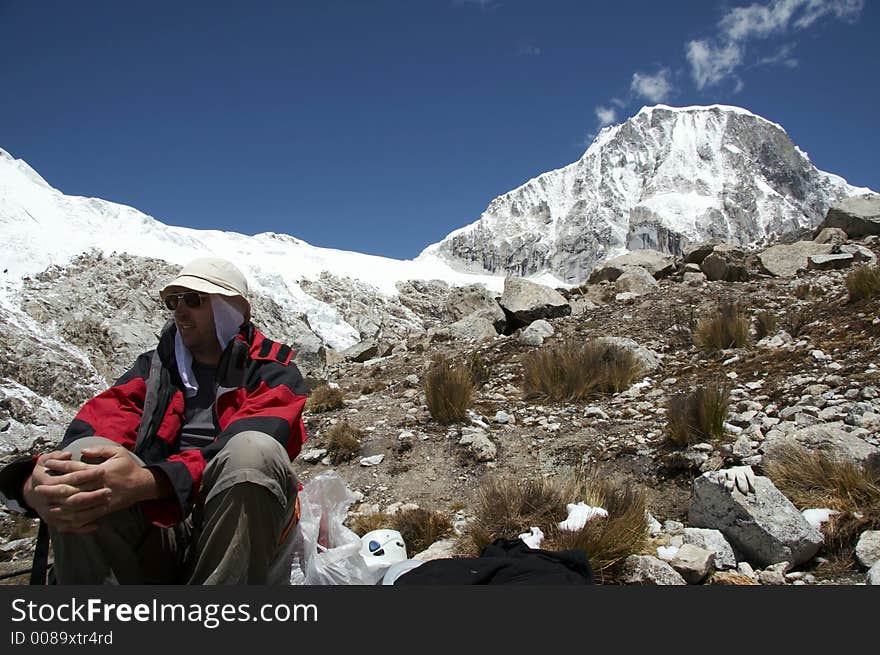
[0,257,308,584]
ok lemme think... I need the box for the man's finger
[80,446,124,460]
[58,489,112,512]
[37,451,71,464]
[44,459,95,475]
[40,467,104,489]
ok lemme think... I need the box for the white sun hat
[161,257,249,299]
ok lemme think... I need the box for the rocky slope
[3,198,879,585]
[422,105,872,284]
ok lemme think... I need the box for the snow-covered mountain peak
[422,104,872,283]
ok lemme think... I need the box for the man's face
[165,286,221,362]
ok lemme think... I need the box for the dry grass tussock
[465,350,491,387]
[522,340,644,403]
[693,302,749,351]
[349,508,454,556]
[665,384,730,447]
[781,305,814,338]
[763,443,880,560]
[305,384,345,413]
[423,356,474,424]
[325,421,362,464]
[845,264,880,302]
[457,473,648,582]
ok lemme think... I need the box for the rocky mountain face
[3,196,880,586]
[422,105,871,284]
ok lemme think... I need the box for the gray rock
[758,561,789,585]
[758,241,835,277]
[737,562,757,580]
[341,339,379,363]
[682,527,738,570]
[517,319,554,346]
[458,430,497,462]
[701,245,751,282]
[499,277,571,326]
[839,243,877,265]
[868,561,880,586]
[359,454,385,466]
[684,240,723,265]
[614,266,660,296]
[442,284,506,332]
[807,253,854,271]
[820,193,880,238]
[813,227,848,245]
[618,555,687,585]
[300,448,328,463]
[493,411,511,424]
[669,544,715,583]
[855,530,880,568]
[593,336,661,372]
[589,249,676,282]
[413,539,458,562]
[682,270,707,285]
[448,314,497,343]
[762,423,880,467]
[688,470,824,567]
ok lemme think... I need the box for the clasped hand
[23,446,153,533]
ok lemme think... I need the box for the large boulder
[499,277,570,329]
[762,423,880,468]
[442,284,506,333]
[819,193,880,238]
[757,242,835,278]
[448,314,497,343]
[839,243,877,265]
[589,249,675,283]
[813,227,848,246]
[614,266,660,296]
[688,470,824,567]
[684,240,723,265]
[341,339,379,363]
[807,253,854,271]
[700,245,751,282]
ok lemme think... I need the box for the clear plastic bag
[289,471,373,585]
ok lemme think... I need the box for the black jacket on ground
[394,538,594,585]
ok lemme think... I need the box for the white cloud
[758,43,799,67]
[517,39,541,56]
[686,40,743,90]
[720,0,863,40]
[595,106,617,128]
[687,0,863,89]
[630,68,673,103]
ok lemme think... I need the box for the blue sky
[1,0,877,259]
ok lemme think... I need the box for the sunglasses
[162,291,209,311]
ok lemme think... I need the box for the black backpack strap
[134,350,164,457]
[29,519,50,585]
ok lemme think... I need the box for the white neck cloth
[174,295,246,398]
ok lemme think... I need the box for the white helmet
[359,529,408,570]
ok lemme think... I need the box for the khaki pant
[50,432,298,585]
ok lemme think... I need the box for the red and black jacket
[0,322,308,527]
